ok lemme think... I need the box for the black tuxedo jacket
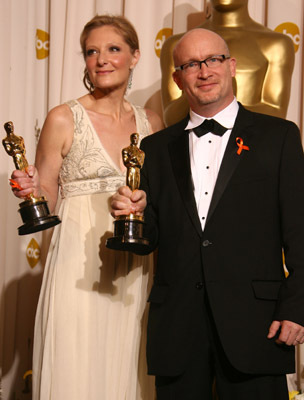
[139,103,304,377]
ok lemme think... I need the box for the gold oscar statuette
[2,121,61,235]
[106,133,149,252]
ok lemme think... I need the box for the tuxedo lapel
[168,127,203,238]
[206,105,253,225]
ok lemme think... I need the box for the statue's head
[130,133,139,145]
[4,121,14,135]
[211,0,247,11]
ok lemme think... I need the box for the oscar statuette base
[106,215,149,253]
[18,197,61,235]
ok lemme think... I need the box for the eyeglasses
[175,55,230,73]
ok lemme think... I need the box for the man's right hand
[111,186,147,218]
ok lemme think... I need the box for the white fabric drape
[1,0,303,398]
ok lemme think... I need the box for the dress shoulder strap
[130,103,152,140]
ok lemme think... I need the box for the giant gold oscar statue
[106,133,149,252]
[161,0,295,127]
[2,121,61,235]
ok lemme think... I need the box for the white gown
[33,100,155,399]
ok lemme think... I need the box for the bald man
[111,29,304,399]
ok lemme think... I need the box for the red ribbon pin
[236,137,249,155]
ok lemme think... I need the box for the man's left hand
[268,320,304,346]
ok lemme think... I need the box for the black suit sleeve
[274,123,304,325]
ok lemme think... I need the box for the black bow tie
[193,119,227,138]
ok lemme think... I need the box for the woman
[11,15,163,399]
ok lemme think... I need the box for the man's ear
[172,71,183,90]
[229,57,237,78]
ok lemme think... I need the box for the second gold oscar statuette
[106,133,149,252]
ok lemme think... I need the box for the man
[111,29,304,399]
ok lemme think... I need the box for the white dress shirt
[186,98,239,230]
